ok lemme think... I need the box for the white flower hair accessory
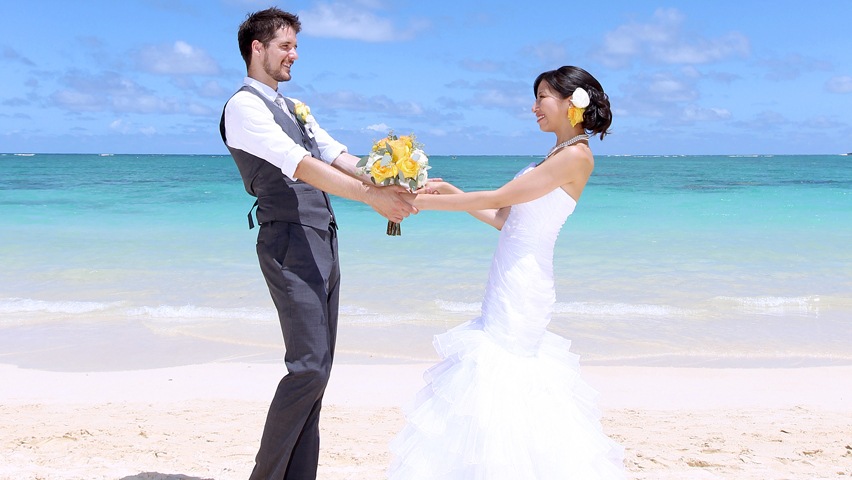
[568,87,590,127]
[570,87,590,108]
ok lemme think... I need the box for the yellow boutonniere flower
[293,102,314,124]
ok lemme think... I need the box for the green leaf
[356,157,368,168]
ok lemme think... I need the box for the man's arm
[330,152,374,183]
[294,155,416,223]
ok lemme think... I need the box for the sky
[1,0,851,156]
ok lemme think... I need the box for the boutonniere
[568,87,590,127]
[293,102,315,125]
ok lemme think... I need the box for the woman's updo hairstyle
[533,66,612,140]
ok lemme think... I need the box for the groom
[219,7,415,480]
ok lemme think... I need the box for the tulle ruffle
[388,318,625,479]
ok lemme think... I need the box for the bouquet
[356,132,429,235]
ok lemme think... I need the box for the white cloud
[109,119,158,135]
[475,89,528,110]
[54,90,102,112]
[826,76,852,93]
[366,123,391,132]
[596,8,750,68]
[109,119,133,133]
[616,72,706,120]
[316,90,425,117]
[680,105,731,122]
[654,32,749,64]
[187,103,214,116]
[298,3,427,42]
[136,41,220,75]
[646,73,698,102]
[467,79,532,112]
[52,72,204,116]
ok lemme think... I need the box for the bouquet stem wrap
[387,220,401,236]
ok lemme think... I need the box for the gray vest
[220,86,336,231]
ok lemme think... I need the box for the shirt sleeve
[223,91,309,180]
[287,97,348,165]
[305,118,348,165]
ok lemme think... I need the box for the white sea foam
[339,305,372,316]
[0,297,119,314]
[582,350,852,367]
[435,300,482,313]
[553,302,688,317]
[433,299,688,318]
[712,295,821,316]
[339,311,431,326]
[127,304,273,323]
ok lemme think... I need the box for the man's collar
[243,76,279,101]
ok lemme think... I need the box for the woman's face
[532,81,569,132]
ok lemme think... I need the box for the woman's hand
[415,178,460,195]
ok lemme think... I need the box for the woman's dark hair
[237,8,302,68]
[533,66,612,140]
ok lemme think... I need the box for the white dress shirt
[223,77,347,181]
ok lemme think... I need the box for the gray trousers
[249,221,340,480]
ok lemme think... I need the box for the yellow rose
[372,138,389,152]
[568,106,585,127]
[396,156,420,178]
[398,135,414,150]
[388,138,411,163]
[370,160,398,184]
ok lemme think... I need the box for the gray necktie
[274,95,295,121]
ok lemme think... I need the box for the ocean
[1,153,850,370]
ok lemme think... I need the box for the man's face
[258,26,298,83]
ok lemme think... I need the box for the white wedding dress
[389,163,625,479]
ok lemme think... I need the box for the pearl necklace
[545,134,589,159]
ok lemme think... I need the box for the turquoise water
[1,153,850,367]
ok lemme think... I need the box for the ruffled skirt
[388,318,625,479]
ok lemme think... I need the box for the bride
[390,66,626,479]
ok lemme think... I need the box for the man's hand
[365,185,417,223]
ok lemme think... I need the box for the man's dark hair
[237,7,301,68]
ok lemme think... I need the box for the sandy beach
[2,361,850,480]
